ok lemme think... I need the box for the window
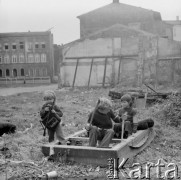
[19,54,25,63]
[0,44,2,51]
[39,68,43,76]
[12,69,17,77]
[6,69,10,76]
[35,68,40,77]
[28,54,34,63]
[35,54,40,63]
[42,43,46,48]
[35,43,39,49]
[0,69,2,77]
[4,44,9,50]
[12,44,17,50]
[4,55,10,64]
[0,56,2,64]
[28,42,33,50]
[19,42,24,49]
[43,68,47,76]
[12,55,18,63]
[41,53,46,62]
[29,68,34,76]
[21,68,25,76]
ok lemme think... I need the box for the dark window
[19,42,24,49]
[12,44,16,50]
[42,43,46,48]
[6,69,10,76]
[5,45,8,50]
[0,69,2,77]
[35,44,39,48]
[13,69,17,77]
[21,68,25,76]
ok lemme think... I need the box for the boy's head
[97,97,112,114]
[120,94,132,108]
[43,90,56,104]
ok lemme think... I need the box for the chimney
[176,16,179,21]
[113,0,119,3]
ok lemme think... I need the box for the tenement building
[0,31,54,84]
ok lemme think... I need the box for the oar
[121,112,127,140]
[89,99,100,126]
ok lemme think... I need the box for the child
[115,94,154,138]
[117,94,137,137]
[40,90,65,144]
[85,97,118,148]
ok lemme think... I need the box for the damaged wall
[158,38,181,57]
[60,35,149,87]
[59,28,181,88]
[60,38,121,87]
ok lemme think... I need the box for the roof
[77,1,161,21]
[164,20,181,25]
[87,23,157,38]
[64,23,157,47]
[0,31,52,38]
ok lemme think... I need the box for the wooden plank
[102,57,107,87]
[87,58,94,89]
[65,55,137,60]
[72,58,79,88]
[65,129,86,139]
[42,144,117,166]
[117,56,121,84]
[171,58,175,86]
[115,128,155,164]
[68,137,122,144]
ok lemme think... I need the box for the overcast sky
[0,0,181,44]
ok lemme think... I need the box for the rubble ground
[0,86,181,179]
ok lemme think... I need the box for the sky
[0,0,181,45]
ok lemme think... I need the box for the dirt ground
[0,84,181,179]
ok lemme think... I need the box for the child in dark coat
[40,90,65,144]
[86,97,119,148]
[114,94,154,138]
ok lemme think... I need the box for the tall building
[77,0,173,40]
[0,31,54,83]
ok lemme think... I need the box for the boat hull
[41,128,155,166]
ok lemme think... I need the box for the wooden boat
[41,128,155,166]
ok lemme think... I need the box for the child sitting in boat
[85,97,120,148]
[114,94,154,138]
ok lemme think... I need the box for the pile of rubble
[161,94,181,127]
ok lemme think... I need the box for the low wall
[0,77,51,85]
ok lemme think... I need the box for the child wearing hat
[40,90,65,144]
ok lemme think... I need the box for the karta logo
[107,158,180,179]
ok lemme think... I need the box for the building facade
[59,0,181,88]
[165,17,181,42]
[77,0,173,40]
[0,31,54,83]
